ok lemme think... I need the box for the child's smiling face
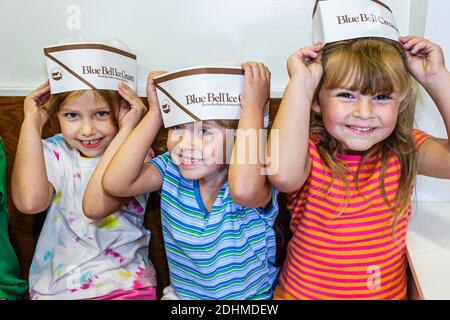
[314,38,413,154]
[314,87,402,153]
[167,120,234,181]
[57,90,118,158]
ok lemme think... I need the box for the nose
[80,119,96,136]
[177,129,195,149]
[352,98,375,119]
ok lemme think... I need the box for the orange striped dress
[274,129,431,300]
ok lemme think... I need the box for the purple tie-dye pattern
[30,137,156,299]
[68,212,79,225]
[125,197,144,215]
[104,247,125,264]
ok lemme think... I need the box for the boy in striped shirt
[103,62,280,299]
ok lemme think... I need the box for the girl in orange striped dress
[268,35,450,299]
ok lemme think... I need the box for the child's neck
[198,167,228,213]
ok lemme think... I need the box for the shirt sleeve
[42,136,63,192]
[149,152,171,179]
[254,187,280,221]
[412,128,432,150]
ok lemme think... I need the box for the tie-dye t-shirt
[29,134,156,300]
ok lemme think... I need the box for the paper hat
[313,0,399,45]
[44,43,137,94]
[154,66,270,128]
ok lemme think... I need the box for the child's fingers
[30,81,50,99]
[258,63,269,81]
[118,82,138,98]
[296,50,320,66]
[118,82,135,102]
[264,65,271,81]
[26,82,51,108]
[399,35,417,44]
[146,71,166,95]
[409,41,431,56]
[252,62,266,80]
[118,83,146,110]
[401,36,425,50]
[242,62,254,80]
[262,65,271,81]
[298,50,319,61]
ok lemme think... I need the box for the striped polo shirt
[274,129,431,300]
[151,153,279,300]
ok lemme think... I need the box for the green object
[0,138,28,299]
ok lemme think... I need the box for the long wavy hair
[311,38,418,236]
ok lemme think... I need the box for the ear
[311,98,322,114]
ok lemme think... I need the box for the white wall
[0,0,412,97]
[0,0,447,199]
[413,0,450,201]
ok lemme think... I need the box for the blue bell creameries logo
[81,65,135,82]
[51,67,63,81]
[185,93,242,107]
[162,99,171,113]
[336,13,399,32]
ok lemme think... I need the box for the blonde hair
[311,38,418,236]
[45,89,121,126]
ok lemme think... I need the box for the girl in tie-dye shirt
[11,81,156,300]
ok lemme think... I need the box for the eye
[199,129,212,136]
[336,92,355,99]
[172,126,182,131]
[64,112,79,119]
[374,94,392,101]
[96,111,110,118]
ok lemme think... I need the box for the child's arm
[83,83,148,220]
[399,36,450,178]
[102,72,165,198]
[267,43,323,193]
[228,62,272,208]
[11,82,54,214]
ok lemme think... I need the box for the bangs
[321,39,411,98]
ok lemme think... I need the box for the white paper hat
[44,42,137,94]
[154,66,270,128]
[313,0,399,45]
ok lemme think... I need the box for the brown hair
[213,119,240,130]
[311,38,418,237]
[45,89,121,126]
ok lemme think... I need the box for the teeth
[350,126,373,132]
[181,157,202,164]
[82,139,99,145]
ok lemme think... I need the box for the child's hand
[117,82,148,130]
[287,42,323,97]
[146,71,167,114]
[23,81,51,129]
[399,35,448,88]
[241,62,270,110]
